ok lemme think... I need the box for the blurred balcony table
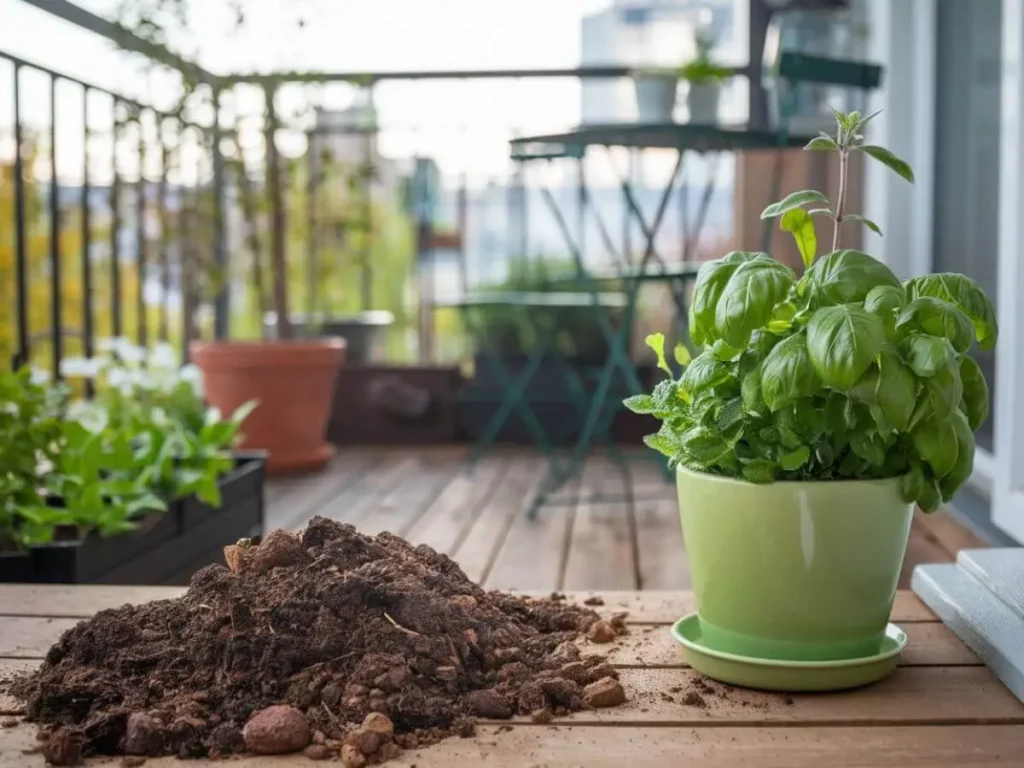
[435,290,632,473]
[3,586,1023,767]
[507,122,816,514]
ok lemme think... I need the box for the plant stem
[832,149,849,252]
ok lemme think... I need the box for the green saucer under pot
[677,465,914,663]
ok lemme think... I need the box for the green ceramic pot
[677,466,914,662]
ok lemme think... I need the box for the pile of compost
[11,517,627,764]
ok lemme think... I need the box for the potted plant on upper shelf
[633,30,731,124]
[191,89,345,476]
[0,340,265,584]
[625,109,997,691]
[678,30,731,123]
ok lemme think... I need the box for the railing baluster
[211,87,229,339]
[49,74,62,379]
[81,86,94,393]
[12,64,29,369]
[111,98,122,338]
[137,111,147,346]
[158,120,169,342]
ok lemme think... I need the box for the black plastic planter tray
[2,452,267,586]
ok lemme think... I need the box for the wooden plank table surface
[1,586,1023,767]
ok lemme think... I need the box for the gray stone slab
[957,548,1024,621]
[912,562,1024,704]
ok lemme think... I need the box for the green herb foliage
[0,339,256,549]
[624,111,996,512]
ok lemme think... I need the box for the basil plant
[625,110,997,512]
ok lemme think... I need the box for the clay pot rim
[190,338,346,354]
[190,339,346,370]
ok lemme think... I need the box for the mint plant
[625,110,996,512]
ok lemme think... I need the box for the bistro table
[508,123,817,515]
[2,585,1023,766]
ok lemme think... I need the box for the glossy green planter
[677,466,914,662]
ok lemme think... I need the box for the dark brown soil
[10,518,624,762]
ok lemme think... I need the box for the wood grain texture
[1,723,1022,767]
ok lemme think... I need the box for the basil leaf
[680,425,731,464]
[715,258,796,348]
[900,334,955,378]
[861,144,916,182]
[851,429,886,467]
[689,252,764,346]
[741,458,778,483]
[895,296,974,353]
[919,474,942,513]
[912,415,959,478]
[939,410,976,503]
[643,426,683,459]
[901,462,926,505]
[680,352,733,399]
[904,273,998,351]
[807,305,885,390]
[780,207,817,269]
[760,189,830,219]
[645,332,671,375]
[741,362,765,413]
[778,445,811,471]
[875,348,917,432]
[864,284,906,315]
[805,250,902,307]
[843,214,883,236]
[923,356,963,420]
[759,333,821,412]
[959,355,990,430]
[623,394,657,415]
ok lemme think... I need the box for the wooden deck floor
[265,447,986,592]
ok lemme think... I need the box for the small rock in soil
[586,620,618,644]
[466,688,513,719]
[249,529,306,572]
[341,743,367,768]
[379,741,403,759]
[42,728,85,766]
[454,717,477,738]
[124,712,164,756]
[302,744,331,760]
[583,596,605,606]
[1,718,17,728]
[121,758,147,768]
[583,677,626,708]
[243,705,311,754]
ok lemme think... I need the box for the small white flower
[29,368,51,385]
[61,357,104,378]
[204,406,223,426]
[180,364,204,395]
[149,343,179,371]
[98,337,146,364]
[67,401,109,433]
[151,407,169,427]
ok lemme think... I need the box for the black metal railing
[3,0,751,371]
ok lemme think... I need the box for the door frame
[863,0,1000,501]
[993,0,1024,542]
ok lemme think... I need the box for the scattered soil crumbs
[9,519,628,764]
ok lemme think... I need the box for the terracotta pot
[190,340,345,475]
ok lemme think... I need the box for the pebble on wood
[584,677,627,708]
[242,705,311,755]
